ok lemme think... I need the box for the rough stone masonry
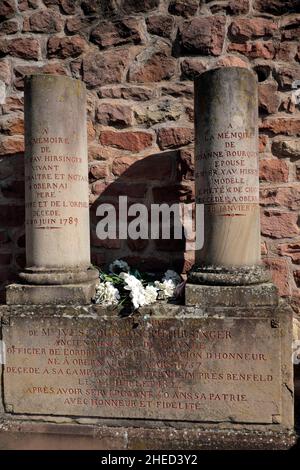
[0,0,299,319]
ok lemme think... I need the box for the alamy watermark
[95,196,204,250]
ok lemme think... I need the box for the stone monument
[186,67,271,305]
[184,67,294,440]
[6,75,99,305]
[0,70,295,450]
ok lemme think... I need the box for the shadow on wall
[0,149,195,300]
[90,149,195,275]
[0,152,25,302]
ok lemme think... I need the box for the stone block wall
[0,0,299,315]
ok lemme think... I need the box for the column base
[185,282,278,307]
[5,280,99,305]
[18,266,99,285]
[187,265,270,286]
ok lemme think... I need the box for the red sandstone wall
[0,0,299,313]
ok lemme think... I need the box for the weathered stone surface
[229,18,277,42]
[272,140,300,159]
[278,242,300,264]
[180,58,207,80]
[0,113,24,135]
[260,186,300,210]
[280,15,300,41]
[146,15,174,39]
[259,134,268,153]
[96,102,133,127]
[168,0,198,17]
[156,126,194,150]
[80,0,99,15]
[260,117,300,136]
[261,210,299,238]
[99,85,154,101]
[6,282,98,305]
[294,270,300,287]
[99,130,153,152]
[43,0,76,14]
[0,423,295,450]
[0,135,24,155]
[0,0,17,20]
[0,80,6,104]
[178,147,194,180]
[185,283,277,308]
[23,9,63,32]
[134,100,182,126]
[83,50,129,87]
[121,0,159,13]
[180,16,226,55]
[1,309,289,424]
[258,82,280,114]
[259,159,289,182]
[91,18,146,48]
[275,42,298,62]
[111,152,176,180]
[111,155,139,176]
[209,0,250,15]
[65,15,95,34]
[274,65,300,90]
[0,59,11,84]
[129,40,176,83]
[253,0,300,15]
[0,37,39,59]
[89,162,108,180]
[0,0,298,309]
[14,63,67,89]
[263,258,291,296]
[0,19,19,35]
[18,0,39,10]
[161,82,193,99]
[48,35,87,58]
[216,55,249,68]
[228,41,275,59]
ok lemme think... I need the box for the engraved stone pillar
[6,75,98,305]
[186,67,272,305]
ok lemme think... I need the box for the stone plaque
[3,315,281,423]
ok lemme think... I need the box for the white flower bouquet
[93,260,184,314]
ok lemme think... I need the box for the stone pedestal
[182,67,294,445]
[6,75,98,305]
[188,67,266,290]
[0,303,295,450]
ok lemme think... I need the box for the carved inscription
[196,124,259,216]
[25,128,88,230]
[3,316,281,423]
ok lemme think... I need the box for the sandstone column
[7,75,98,305]
[186,67,271,304]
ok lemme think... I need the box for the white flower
[120,272,146,310]
[154,279,176,300]
[144,285,158,305]
[109,259,130,274]
[163,269,181,285]
[94,281,120,306]
[120,272,142,290]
